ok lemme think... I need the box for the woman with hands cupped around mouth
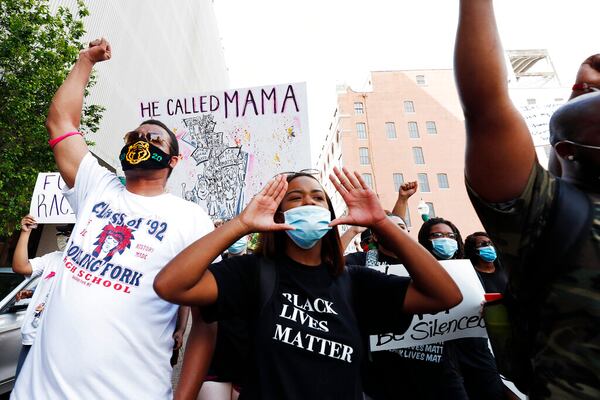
[154,167,462,400]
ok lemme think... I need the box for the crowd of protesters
[9,0,599,399]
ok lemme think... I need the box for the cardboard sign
[370,260,487,351]
[29,172,75,223]
[138,82,311,221]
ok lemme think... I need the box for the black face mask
[119,141,172,171]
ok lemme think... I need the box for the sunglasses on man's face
[123,131,170,148]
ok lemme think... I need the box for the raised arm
[47,38,111,188]
[391,180,417,220]
[455,0,535,202]
[339,225,366,252]
[154,175,293,305]
[330,168,462,314]
[12,215,36,276]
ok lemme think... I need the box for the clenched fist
[79,37,112,64]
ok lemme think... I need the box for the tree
[0,0,104,250]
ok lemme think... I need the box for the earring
[567,155,575,161]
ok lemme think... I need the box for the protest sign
[138,82,310,220]
[370,260,487,351]
[519,102,562,147]
[29,172,75,223]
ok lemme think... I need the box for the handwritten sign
[29,173,75,223]
[519,103,563,147]
[370,260,487,351]
[139,83,310,221]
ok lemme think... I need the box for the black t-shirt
[345,250,445,399]
[205,254,412,400]
[206,317,249,384]
[442,268,506,399]
[345,250,400,268]
[344,251,367,266]
[476,267,508,294]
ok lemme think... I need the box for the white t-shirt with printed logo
[20,251,63,345]
[13,153,214,400]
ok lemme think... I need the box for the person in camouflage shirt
[453,1,600,399]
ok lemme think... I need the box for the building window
[385,122,397,139]
[426,202,436,218]
[408,122,420,138]
[362,173,373,189]
[416,75,426,85]
[359,147,370,165]
[354,102,364,114]
[356,123,367,139]
[437,173,449,189]
[527,98,536,105]
[404,100,415,113]
[426,121,437,134]
[412,147,425,164]
[393,173,404,192]
[418,173,430,192]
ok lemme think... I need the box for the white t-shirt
[20,251,63,345]
[13,153,214,400]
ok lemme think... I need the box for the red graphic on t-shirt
[44,271,56,280]
[92,224,134,262]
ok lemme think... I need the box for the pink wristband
[48,131,83,149]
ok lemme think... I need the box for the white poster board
[370,260,487,351]
[29,172,75,223]
[519,103,562,147]
[138,82,311,220]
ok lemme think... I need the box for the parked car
[0,268,38,395]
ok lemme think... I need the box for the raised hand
[20,215,37,232]
[398,181,418,200]
[79,38,112,64]
[329,167,386,228]
[237,175,294,233]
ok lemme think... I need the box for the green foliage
[0,0,103,239]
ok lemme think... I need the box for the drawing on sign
[180,115,248,220]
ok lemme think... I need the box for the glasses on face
[123,131,170,149]
[429,232,457,240]
[475,240,494,248]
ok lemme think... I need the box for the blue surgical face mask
[283,205,332,249]
[228,237,247,255]
[478,246,497,262]
[431,238,458,260]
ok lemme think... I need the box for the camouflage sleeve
[466,162,556,275]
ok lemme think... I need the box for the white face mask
[57,235,69,251]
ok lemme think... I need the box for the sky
[213,0,600,161]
